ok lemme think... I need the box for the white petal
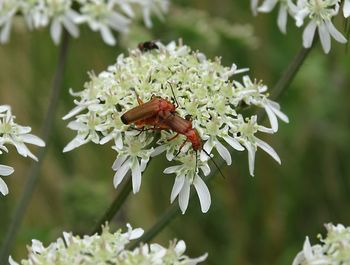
[0,177,9,196]
[112,155,128,170]
[129,228,144,240]
[131,159,142,193]
[62,106,85,120]
[215,141,232,165]
[267,100,289,123]
[251,0,259,15]
[0,105,10,112]
[244,142,256,176]
[140,158,149,172]
[223,135,244,151]
[151,145,167,157]
[0,165,14,176]
[62,16,79,38]
[178,179,191,214]
[63,136,88,152]
[303,237,313,260]
[142,8,152,28]
[170,174,185,203]
[255,137,281,164]
[100,26,116,46]
[318,22,331,54]
[265,105,279,132]
[108,12,130,32]
[120,3,134,18]
[21,134,45,147]
[292,251,305,265]
[100,133,113,145]
[344,0,350,18]
[302,21,317,48]
[200,163,211,176]
[50,19,62,45]
[0,21,12,43]
[258,0,278,12]
[113,158,130,188]
[8,256,19,265]
[325,20,347,44]
[193,175,211,213]
[200,139,214,161]
[277,4,288,34]
[187,253,209,265]
[175,240,186,255]
[163,165,182,174]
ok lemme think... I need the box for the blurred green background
[1,1,350,264]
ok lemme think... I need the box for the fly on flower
[138,40,159,52]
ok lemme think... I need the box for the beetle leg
[137,96,144,105]
[167,133,179,142]
[175,139,188,157]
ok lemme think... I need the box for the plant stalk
[91,174,132,235]
[0,31,70,263]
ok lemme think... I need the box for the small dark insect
[138,41,159,52]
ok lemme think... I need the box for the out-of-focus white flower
[292,223,350,265]
[0,104,45,196]
[21,0,49,30]
[9,223,207,265]
[64,40,288,213]
[0,0,169,45]
[74,0,130,46]
[257,0,297,33]
[47,0,80,44]
[295,0,347,53]
[134,0,170,28]
[251,0,348,53]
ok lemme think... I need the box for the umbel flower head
[292,223,350,265]
[63,40,288,213]
[0,105,45,196]
[251,0,348,53]
[0,0,169,45]
[9,223,207,265]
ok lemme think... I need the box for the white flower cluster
[292,223,350,265]
[251,0,349,53]
[0,105,45,196]
[9,224,207,265]
[0,0,169,45]
[63,40,288,213]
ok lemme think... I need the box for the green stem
[0,31,70,264]
[91,174,132,235]
[270,46,313,101]
[129,44,316,248]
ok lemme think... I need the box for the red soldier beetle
[121,95,176,126]
[120,86,225,178]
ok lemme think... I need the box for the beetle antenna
[202,149,226,179]
[167,81,181,109]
